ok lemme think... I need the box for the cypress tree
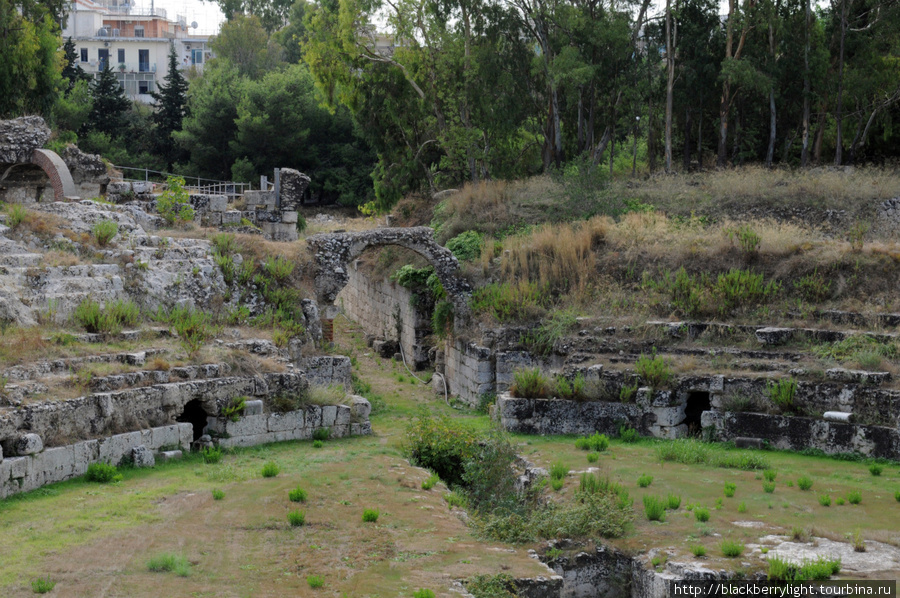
[61,37,89,92]
[85,64,130,136]
[151,44,190,170]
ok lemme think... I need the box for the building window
[138,49,150,72]
[117,48,125,64]
[134,26,144,37]
[191,49,203,64]
[80,48,88,62]
[138,81,151,94]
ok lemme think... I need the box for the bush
[312,440,324,448]
[637,474,653,488]
[895,491,900,503]
[725,224,761,256]
[724,482,736,497]
[836,497,846,505]
[550,461,568,480]
[690,545,707,557]
[422,473,440,490]
[288,509,306,527]
[667,493,682,510]
[794,268,832,302]
[289,487,308,503]
[721,540,744,558]
[445,491,467,509]
[464,574,518,598]
[30,577,56,594]
[768,555,842,581]
[847,490,862,505]
[263,256,295,283]
[362,508,380,523]
[586,452,599,463]
[201,446,223,464]
[92,219,118,246]
[222,396,246,422]
[635,351,673,389]
[763,481,776,493]
[210,233,239,256]
[73,297,121,335]
[818,494,831,507]
[554,373,587,400]
[414,590,436,598]
[446,230,484,262]
[767,379,799,414]
[797,476,813,491]
[432,299,455,338]
[312,427,331,442]
[6,203,27,228]
[470,281,551,322]
[575,432,609,452]
[86,462,122,483]
[763,469,777,482]
[156,176,194,225]
[618,425,639,442]
[158,305,218,358]
[147,552,191,576]
[551,478,564,491]
[261,462,281,478]
[307,575,325,589]
[869,463,883,476]
[738,501,747,513]
[509,368,550,398]
[643,495,667,521]
[212,489,225,500]
[694,507,710,522]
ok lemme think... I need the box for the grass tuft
[261,462,281,478]
[362,508,380,523]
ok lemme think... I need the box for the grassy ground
[0,317,544,598]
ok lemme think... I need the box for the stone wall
[496,394,646,436]
[702,411,900,460]
[338,262,432,368]
[444,338,493,407]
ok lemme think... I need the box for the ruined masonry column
[321,304,339,344]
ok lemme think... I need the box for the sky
[130,0,225,35]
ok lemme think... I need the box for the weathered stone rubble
[0,116,50,164]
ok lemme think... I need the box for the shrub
[312,440,324,448]
[464,574,517,598]
[470,280,551,322]
[635,351,673,389]
[550,461,568,481]
[73,297,121,335]
[92,219,118,246]
[852,529,866,551]
[201,446,223,464]
[836,497,846,505]
[307,575,325,589]
[222,396,246,422]
[509,368,550,398]
[847,491,862,505]
[724,482,736,497]
[156,176,194,225]
[618,425,639,442]
[586,452,599,463]
[413,590,436,598]
[211,489,225,500]
[894,490,900,503]
[312,427,331,442]
[575,432,609,452]
[210,233,239,256]
[7,203,27,228]
[445,491,467,509]
[797,476,813,491]
[261,462,281,478]
[694,507,710,522]
[869,463,883,476]
[263,255,295,283]
[725,224,761,256]
[737,502,747,513]
[86,462,122,483]
[362,508,380,523]
[432,299,455,338]
[160,305,217,358]
[818,494,832,507]
[643,495,667,521]
[637,474,653,488]
[763,469,777,482]
[721,540,744,558]
[422,473,440,490]
[288,509,306,527]
[667,493,682,510]
[555,373,587,400]
[30,577,56,594]
[551,478,564,491]
[107,299,140,328]
[794,268,832,302]
[691,545,707,557]
[147,553,191,576]
[792,526,812,542]
[768,555,842,581]
[713,269,781,314]
[521,311,578,356]
[446,230,484,262]
[619,383,638,403]
[767,379,798,414]
[289,487,308,503]
[763,481,776,493]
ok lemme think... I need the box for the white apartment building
[62,0,215,103]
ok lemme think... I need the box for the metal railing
[114,166,251,198]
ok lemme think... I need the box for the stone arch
[29,149,78,200]
[306,227,473,336]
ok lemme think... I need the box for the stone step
[1,348,169,382]
[88,362,229,392]
[0,253,42,267]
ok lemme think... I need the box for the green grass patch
[147,552,191,576]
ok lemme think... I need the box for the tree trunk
[800,0,811,166]
[766,87,776,167]
[834,0,848,165]
[813,111,826,162]
[664,0,675,173]
[683,107,692,171]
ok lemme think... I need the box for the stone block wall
[495,394,645,436]
[444,338,493,407]
[299,356,353,388]
[243,189,299,242]
[338,261,432,368]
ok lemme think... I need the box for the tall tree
[202,0,294,32]
[151,44,190,170]
[84,64,130,136]
[210,13,282,79]
[61,37,89,91]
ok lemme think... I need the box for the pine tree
[151,44,190,169]
[61,37,89,92]
[85,64,130,136]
